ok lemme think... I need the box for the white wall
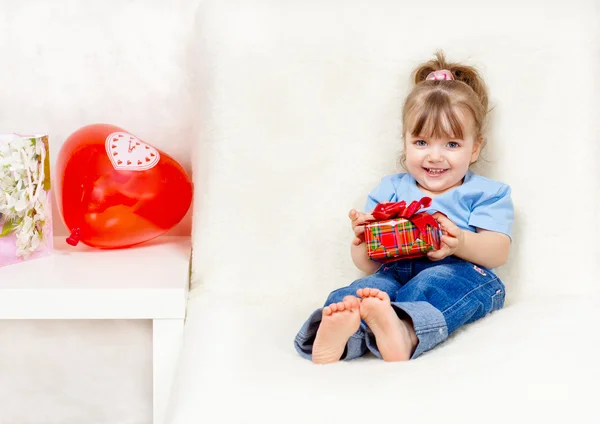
[0,1,199,423]
[0,0,199,237]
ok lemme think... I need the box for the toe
[336,301,346,312]
[329,303,338,313]
[369,288,381,297]
[323,306,332,316]
[362,288,371,297]
[378,291,389,301]
[343,296,358,310]
[344,296,360,309]
[356,288,364,298]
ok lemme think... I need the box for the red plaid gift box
[364,197,442,263]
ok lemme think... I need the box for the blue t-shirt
[364,170,514,239]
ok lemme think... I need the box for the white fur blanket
[165,1,600,423]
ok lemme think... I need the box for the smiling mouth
[423,168,448,177]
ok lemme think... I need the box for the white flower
[0,135,48,259]
[13,193,28,212]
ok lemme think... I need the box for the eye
[447,141,460,148]
[414,140,427,147]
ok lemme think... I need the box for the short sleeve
[468,185,514,238]
[364,175,398,212]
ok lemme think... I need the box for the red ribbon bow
[371,197,439,236]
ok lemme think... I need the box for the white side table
[0,236,191,424]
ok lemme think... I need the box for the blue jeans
[294,256,506,360]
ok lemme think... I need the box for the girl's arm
[454,229,510,269]
[427,212,511,269]
[349,209,382,274]
[351,242,382,274]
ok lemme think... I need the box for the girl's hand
[349,209,375,246]
[427,212,464,261]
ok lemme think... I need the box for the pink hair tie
[426,70,454,81]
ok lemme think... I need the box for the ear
[470,135,483,163]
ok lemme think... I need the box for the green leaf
[0,220,17,237]
[41,136,51,191]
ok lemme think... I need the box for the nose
[427,147,443,163]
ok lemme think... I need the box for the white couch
[164,1,600,423]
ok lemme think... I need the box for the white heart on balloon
[105,132,160,171]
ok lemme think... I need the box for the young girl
[294,51,514,364]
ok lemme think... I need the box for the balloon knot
[66,228,81,246]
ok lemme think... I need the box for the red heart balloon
[55,123,193,248]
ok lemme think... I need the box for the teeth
[426,168,446,174]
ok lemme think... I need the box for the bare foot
[357,288,418,362]
[312,296,361,364]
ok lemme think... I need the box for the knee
[324,286,358,305]
[406,269,440,291]
[325,274,398,305]
[398,268,449,300]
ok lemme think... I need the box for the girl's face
[404,112,481,196]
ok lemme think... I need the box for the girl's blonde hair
[400,51,490,167]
